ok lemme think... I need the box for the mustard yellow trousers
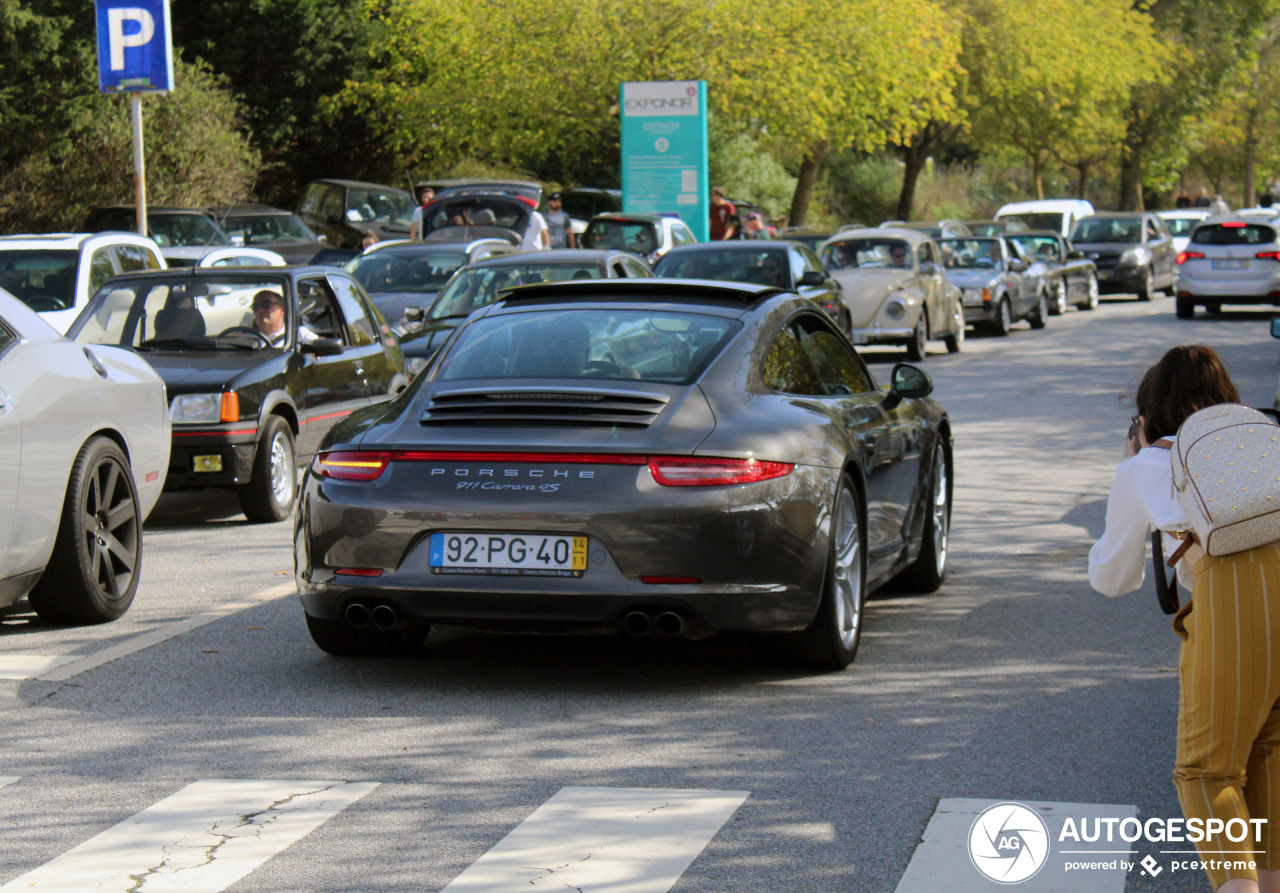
[1174,544,1280,890]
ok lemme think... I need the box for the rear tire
[1078,274,1099,310]
[1049,280,1067,315]
[29,437,140,624]
[753,474,865,671]
[905,317,927,362]
[943,302,964,354]
[1029,291,1049,329]
[238,416,297,523]
[988,297,1012,336]
[1176,296,1196,319]
[305,613,429,657]
[892,445,950,593]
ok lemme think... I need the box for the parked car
[0,288,169,623]
[938,235,1042,335]
[67,267,407,523]
[560,187,622,236]
[196,247,287,267]
[418,193,540,247]
[1157,208,1212,255]
[1004,230,1099,313]
[1070,212,1176,301]
[1174,217,1280,318]
[298,180,415,248]
[81,206,233,266]
[396,249,654,378]
[416,178,543,205]
[652,241,842,330]
[883,220,973,240]
[0,232,166,333]
[994,199,1095,238]
[346,238,518,332]
[294,279,953,670]
[207,204,325,264]
[581,213,698,265]
[819,228,964,359]
[961,219,1029,236]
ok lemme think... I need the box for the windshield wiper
[136,337,216,350]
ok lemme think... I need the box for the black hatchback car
[68,267,408,522]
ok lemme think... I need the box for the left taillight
[1176,251,1204,265]
[314,451,392,481]
[648,456,794,487]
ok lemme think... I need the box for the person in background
[1089,345,1279,893]
[523,208,550,251]
[723,213,742,241]
[408,186,435,240]
[1209,193,1232,216]
[543,193,575,248]
[1193,186,1213,208]
[360,230,379,252]
[709,188,736,241]
[1175,191,1192,209]
[744,212,770,240]
[1260,191,1275,209]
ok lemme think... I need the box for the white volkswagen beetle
[0,289,169,623]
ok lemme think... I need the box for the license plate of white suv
[1212,259,1248,269]
[429,532,588,577]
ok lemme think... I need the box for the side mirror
[1009,258,1029,273]
[1067,249,1084,260]
[1271,317,1280,339]
[797,270,827,287]
[888,363,933,402]
[302,337,343,357]
[405,307,424,322]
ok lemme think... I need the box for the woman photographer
[1090,345,1280,893]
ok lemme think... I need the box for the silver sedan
[0,290,170,623]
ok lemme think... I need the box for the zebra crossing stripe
[0,778,378,892]
[0,655,83,680]
[440,786,749,892]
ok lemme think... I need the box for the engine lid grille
[421,388,671,428]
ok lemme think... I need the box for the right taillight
[647,456,793,487]
[314,451,392,481]
[1256,251,1280,261]
[1176,251,1205,264]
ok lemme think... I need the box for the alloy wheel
[831,487,863,650]
[81,455,139,601]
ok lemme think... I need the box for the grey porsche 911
[294,279,953,670]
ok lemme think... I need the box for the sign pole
[131,94,147,237]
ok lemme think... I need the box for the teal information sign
[620,81,709,242]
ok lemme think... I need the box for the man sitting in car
[253,290,317,346]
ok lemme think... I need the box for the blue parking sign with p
[95,0,174,93]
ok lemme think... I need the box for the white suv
[994,200,1095,239]
[0,233,166,333]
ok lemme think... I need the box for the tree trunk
[1244,109,1258,207]
[1075,162,1090,201]
[1032,159,1044,201]
[896,133,930,221]
[1118,147,1143,211]
[788,142,827,228]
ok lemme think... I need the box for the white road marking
[440,786,749,892]
[0,777,17,790]
[0,655,82,680]
[0,778,377,892]
[36,582,296,682]
[895,798,1137,892]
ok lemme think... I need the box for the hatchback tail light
[1176,251,1205,264]
[315,451,392,481]
[647,456,794,487]
[1257,251,1280,261]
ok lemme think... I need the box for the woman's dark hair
[1136,345,1240,442]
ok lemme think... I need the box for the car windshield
[423,198,529,234]
[347,189,414,226]
[222,213,317,244]
[1004,213,1064,232]
[437,308,740,385]
[938,239,1005,269]
[1191,223,1278,245]
[151,214,231,248]
[69,276,290,349]
[427,263,604,321]
[1072,218,1142,243]
[0,249,79,311]
[822,239,911,270]
[582,220,659,255]
[1007,235,1060,261]
[1161,217,1203,237]
[349,251,468,294]
[653,248,791,287]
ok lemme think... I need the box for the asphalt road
[0,293,1274,892]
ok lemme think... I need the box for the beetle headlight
[885,299,906,320]
[170,393,222,424]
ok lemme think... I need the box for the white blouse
[1089,443,1193,597]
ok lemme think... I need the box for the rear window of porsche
[1191,223,1277,245]
[438,308,740,384]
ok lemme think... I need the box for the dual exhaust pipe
[622,609,686,638]
[345,601,398,631]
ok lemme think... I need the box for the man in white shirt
[522,210,550,251]
[253,291,318,347]
[407,186,435,241]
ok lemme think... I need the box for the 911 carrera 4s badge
[429,533,589,577]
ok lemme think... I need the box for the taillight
[1176,251,1205,264]
[1257,251,1280,261]
[1223,222,1247,228]
[647,456,793,487]
[315,451,392,481]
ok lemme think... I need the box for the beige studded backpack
[1166,403,1280,557]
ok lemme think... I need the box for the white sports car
[0,289,169,623]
